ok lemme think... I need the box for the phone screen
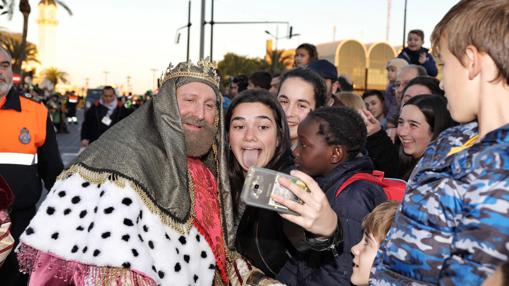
[241,167,306,215]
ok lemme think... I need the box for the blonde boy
[371,1,509,285]
[350,201,399,286]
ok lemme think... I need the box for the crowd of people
[1,0,509,285]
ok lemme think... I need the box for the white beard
[0,82,12,96]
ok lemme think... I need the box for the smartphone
[240,167,307,215]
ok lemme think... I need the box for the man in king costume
[16,60,279,285]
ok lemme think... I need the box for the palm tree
[1,0,72,74]
[265,49,294,75]
[0,31,39,70]
[41,66,68,89]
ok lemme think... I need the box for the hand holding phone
[241,167,306,215]
[272,170,338,238]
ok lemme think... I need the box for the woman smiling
[225,89,294,277]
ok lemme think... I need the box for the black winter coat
[81,102,131,143]
[277,155,387,286]
[235,163,295,277]
[365,129,416,180]
[236,207,294,277]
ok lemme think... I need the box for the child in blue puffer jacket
[398,29,438,77]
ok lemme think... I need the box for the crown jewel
[161,58,220,88]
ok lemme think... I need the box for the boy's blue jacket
[277,154,387,286]
[371,122,509,285]
[398,47,438,77]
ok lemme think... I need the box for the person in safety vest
[0,46,63,285]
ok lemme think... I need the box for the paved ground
[56,109,84,167]
[38,109,84,207]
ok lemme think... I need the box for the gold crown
[160,58,220,88]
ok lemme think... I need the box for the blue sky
[1,0,459,93]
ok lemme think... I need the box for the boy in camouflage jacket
[371,1,509,285]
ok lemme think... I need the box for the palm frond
[55,0,72,15]
[0,0,15,20]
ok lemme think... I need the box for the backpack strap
[335,171,385,198]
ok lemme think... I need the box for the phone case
[240,167,306,215]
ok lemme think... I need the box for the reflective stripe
[0,152,38,165]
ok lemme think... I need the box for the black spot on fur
[123,218,134,226]
[46,207,55,215]
[122,198,132,206]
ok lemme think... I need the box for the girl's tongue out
[243,149,260,168]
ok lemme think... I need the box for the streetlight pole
[205,20,291,60]
[199,0,206,59]
[209,0,215,60]
[402,0,408,48]
[186,0,191,62]
[265,26,300,74]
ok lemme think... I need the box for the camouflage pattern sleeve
[370,123,509,285]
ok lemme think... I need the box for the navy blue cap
[307,59,338,80]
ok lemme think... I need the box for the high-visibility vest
[0,96,48,166]
[68,95,79,103]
